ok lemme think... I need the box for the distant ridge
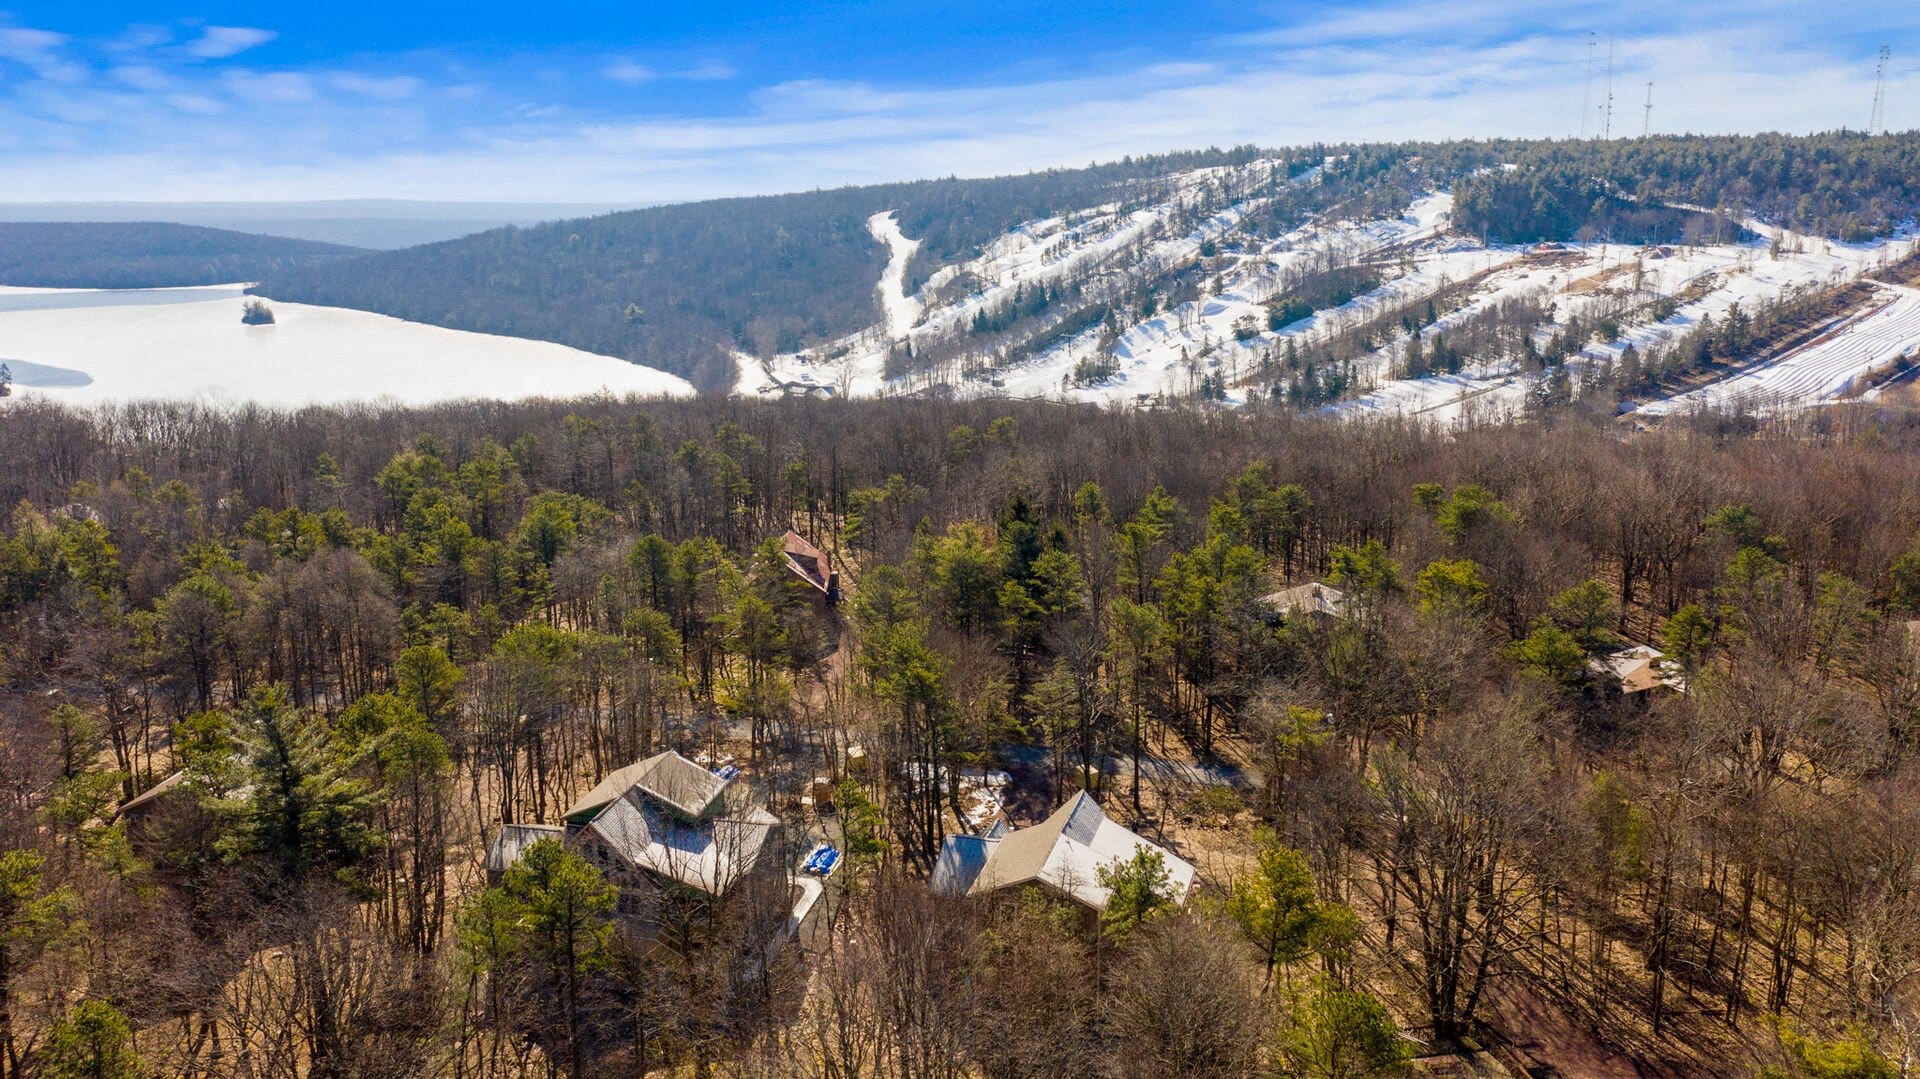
[0,221,362,289]
[255,148,1269,391]
[0,199,652,249]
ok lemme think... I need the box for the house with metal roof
[779,529,839,602]
[113,769,189,824]
[1258,581,1347,624]
[930,791,1196,912]
[563,749,735,826]
[1589,644,1687,695]
[488,750,786,927]
[484,823,563,880]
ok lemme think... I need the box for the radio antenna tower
[1869,45,1890,135]
[1642,81,1653,137]
[1603,36,1616,139]
[1580,33,1597,138]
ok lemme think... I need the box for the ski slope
[869,211,923,339]
[740,150,1919,419]
[1335,231,1919,424]
[1638,286,1920,416]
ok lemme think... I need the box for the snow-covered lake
[0,285,693,407]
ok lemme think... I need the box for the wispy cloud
[0,26,85,82]
[0,26,66,62]
[110,64,173,91]
[223,70,315,103]
[186,26,276,60]
[0,3,1910,202]
[332,73,423,99]
[604,58,738,84]
[603,60,656,84]
[166,93,224,115]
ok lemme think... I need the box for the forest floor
[1483,980,1673,1078]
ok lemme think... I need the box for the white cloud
[0,26,66,61]
[1143,61,1217,79]
[224,70,315,103]
[0,26,85,82]
[332,73,423,99]
[604,61,656,84]
[754,80,910,116]
[111,64,173,91]
[167,93,225,115]
[605,58,737,84]
[113,25,173,52]
[187,26,276,60]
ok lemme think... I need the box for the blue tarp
[713,764,741,781]
[803,845,841,876]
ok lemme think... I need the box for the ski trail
[868,211,922,340]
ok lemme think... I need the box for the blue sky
[0,1,1915,202]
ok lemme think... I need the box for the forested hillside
[0,222,361,289]
[250,133,1920,395]
[7,395,1920,1075]
[253,149,1269,391]
[1453,131,1920,243]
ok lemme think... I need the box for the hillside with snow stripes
[738,156,1920,420]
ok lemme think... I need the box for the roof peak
[564,748,732,823]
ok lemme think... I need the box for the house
[1259,581,1347,624]
[484,823,563,881]
[779,530,839,603]
[930,791,1197,913]
[1589,644,1686,695]
[488,750,785,927]
[112,769,188,824]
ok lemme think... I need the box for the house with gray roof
[488,750,787,929]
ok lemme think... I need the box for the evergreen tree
[38,1000,144,1079]
[1097,847,1177,939]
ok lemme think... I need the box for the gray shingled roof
[587,787,779,895]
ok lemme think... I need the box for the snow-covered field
[0,285,693,407]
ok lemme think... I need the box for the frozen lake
[0,358,93,387]
[0,285,247,313]
[0,285,693,407]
